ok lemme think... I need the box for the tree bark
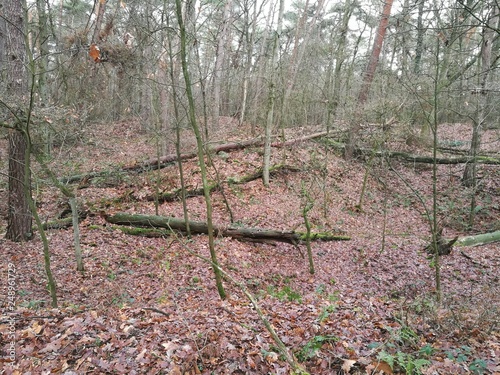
[6,130,32,241]
[357,0,393,102]
[103,212,351,244]
[413,0,425,74]
[462,3,499,187]
[5,0,32,242]
[176,0,226,299]
[327,0,354,127]
[92,0,107,43]
[455,230,500,247]
[262,0,285,186]
[211,0,233,129]
[345,0,394,159]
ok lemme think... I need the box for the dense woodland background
[1,0,499,374]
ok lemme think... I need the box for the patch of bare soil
[1,120,499,374]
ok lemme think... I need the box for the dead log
[455,230,500,247]
[271,131,329,148]
[103,212,350,244]
[42,210,88,230]
[322,139,500,165]
[42,217,75,230]
[384,152,500,165]
[144,164,300,202]
[145,184,220,203]
[59,132,328,185]
[59,151,198,185]
[423,229,500,255]
[227,164,301,185]
[424,228,459,256]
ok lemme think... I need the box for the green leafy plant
[378,350,430,375]
[469,358,487,375]
[296,335,338,362]
[267,285,302,303]
[446,345,472,363]
[446,346,487,375]
[372,320,432,374]
[111,292,134,308]
[315,284,326,295]
[20,299,46,310]
[317,305,336,323]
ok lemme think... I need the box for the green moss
[297,231,350,241]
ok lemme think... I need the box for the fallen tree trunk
[322,139,500,165]
[144,164,300,203]
[59,132,329,185]
[271,131,329,148]
[103,212,350,244]
[42,210,88,230]
[455,230,500,247]
[145,184,220,203]
[59,151,198,185]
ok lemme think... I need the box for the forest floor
[1,119,499,374]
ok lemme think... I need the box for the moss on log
[103,212,350,244]
[111,225,173,238]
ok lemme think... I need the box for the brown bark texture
[5,0,32,242]
[6,131,32,241]
[346,0,394,159]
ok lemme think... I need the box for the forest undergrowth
[0,118,499,374]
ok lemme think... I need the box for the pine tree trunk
[345,0,394,159]
[5,0,32,242]
[7,130,32,241]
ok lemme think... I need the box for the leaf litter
[0,120,499,374]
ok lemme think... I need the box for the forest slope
[0,119,499,374]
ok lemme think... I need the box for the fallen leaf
[342,359,356,372]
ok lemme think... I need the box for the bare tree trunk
[92,0,107,43]
[278,0,326,132]
[262,0,285,186]
[327,0,354,129]
[5,0,32,242]
[35,0,52,155]
[176,0,226,299]
[413,0,425,74]
[165,10,191,237]
[249,0,275,134]
[211,0,233,130]
[345,0,394,159]
[7,130,32,242]
[239,0,260,127]
[357,0,393,105]
[463,3,498,188]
